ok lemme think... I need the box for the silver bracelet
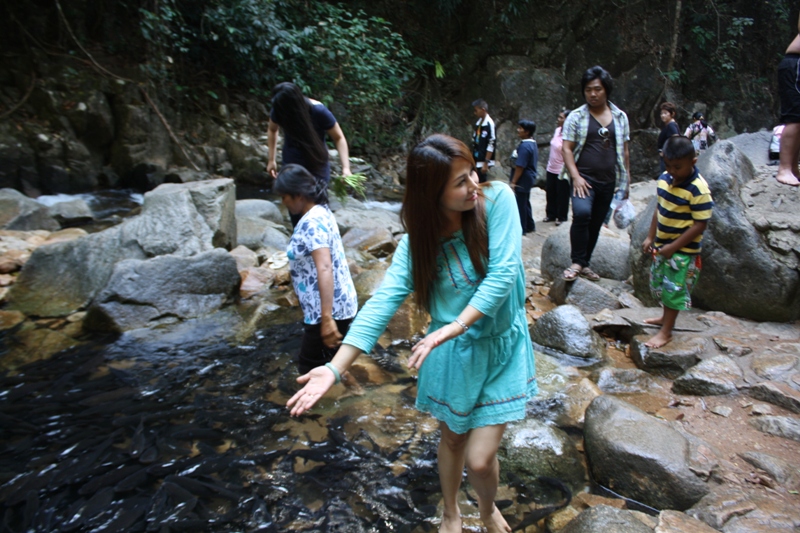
[454,318,469,333]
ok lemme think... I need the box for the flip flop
[563,267,580,281]
[580,267,600,282]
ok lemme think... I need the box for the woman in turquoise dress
[288,134,537,533]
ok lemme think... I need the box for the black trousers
[477,167,489,183]
[569,178,615,268]
[545,171,571,222]
[298,318,353,375]
[514,186,535,234]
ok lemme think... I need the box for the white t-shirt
[287,205,358,324]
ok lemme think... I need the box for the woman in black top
[657,102,680,174]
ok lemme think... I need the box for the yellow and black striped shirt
[655,169,713,254]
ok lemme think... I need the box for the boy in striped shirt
[642,135,714,348]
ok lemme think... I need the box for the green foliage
[329,173,368,204]
[136,0,420,151]
[687,2,753,85]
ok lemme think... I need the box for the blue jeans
[569,178,615,268]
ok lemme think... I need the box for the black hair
[518,119,536,136]
[580,66,613,98]
[271,82,329,173]
[691,111,704,121]
[662,135,696,161]
[560,108,571,117]
[472,99,488,110]
[273,164,328,205]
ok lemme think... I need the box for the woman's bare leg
[465,424,511,533]
[438,422,468,533]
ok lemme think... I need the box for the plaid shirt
[559,102,630,192]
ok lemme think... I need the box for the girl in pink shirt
[544,109,571,225]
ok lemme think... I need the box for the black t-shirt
[577,115,616,184]
[658,121,680,151]
[270,102,337,182]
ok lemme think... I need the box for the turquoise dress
[343,182,537,434]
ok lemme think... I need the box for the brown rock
[547,506,580,532]
[0,249,31,273]
[42,228,88,245]
[239,266,276,299]
[0,274,14,286]
[2,329,79,371]
[656,510,719,532]
[572,492,626,511]
[0,310,25,331]
[275,290,299,307]
[230,245,259,270]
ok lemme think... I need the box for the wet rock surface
[531,305,606,360]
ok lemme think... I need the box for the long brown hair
[401,134,489,312]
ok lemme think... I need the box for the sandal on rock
[543,217,553,223]
[555,220,562,226]
[580,267,600,282]
[563,266,581,281]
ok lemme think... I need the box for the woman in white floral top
[274,164,358,374]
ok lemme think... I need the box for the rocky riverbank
[0,135,799,532]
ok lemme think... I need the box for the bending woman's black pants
[569,178,615,268]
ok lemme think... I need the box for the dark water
[0,322,448,532]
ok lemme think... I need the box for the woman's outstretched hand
[287,365,337,416]
[408,322,461,370]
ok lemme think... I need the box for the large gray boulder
[0,188,60,231]
[85,249,240,332]
[530,305,606,359]
[8,179,236,317]
[561,505,652,533]
[334,206,403,236]
[236,216,288,250]
[584,395,710,511]
[629,141,800,321]
[235,199,283,225]
[541,225,630,282]
[500,418,587,493]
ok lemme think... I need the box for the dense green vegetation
[2,0,797,151]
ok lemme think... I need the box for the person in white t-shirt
[274,164,358,374]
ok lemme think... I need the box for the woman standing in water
[287,134,537,533]
[267,82,352,224]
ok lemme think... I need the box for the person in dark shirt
[561,66,631,282]
[471,99,496,183]
[509,119,538,234]
[267,82,352,225]
[657,102,680,174]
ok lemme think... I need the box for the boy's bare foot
[776,169,800,186]
[480,505,511,533]
[439,513,462,533]
[643,317,663,326]
[644,330,672,348]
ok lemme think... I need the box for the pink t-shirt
[546,127,564,174]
